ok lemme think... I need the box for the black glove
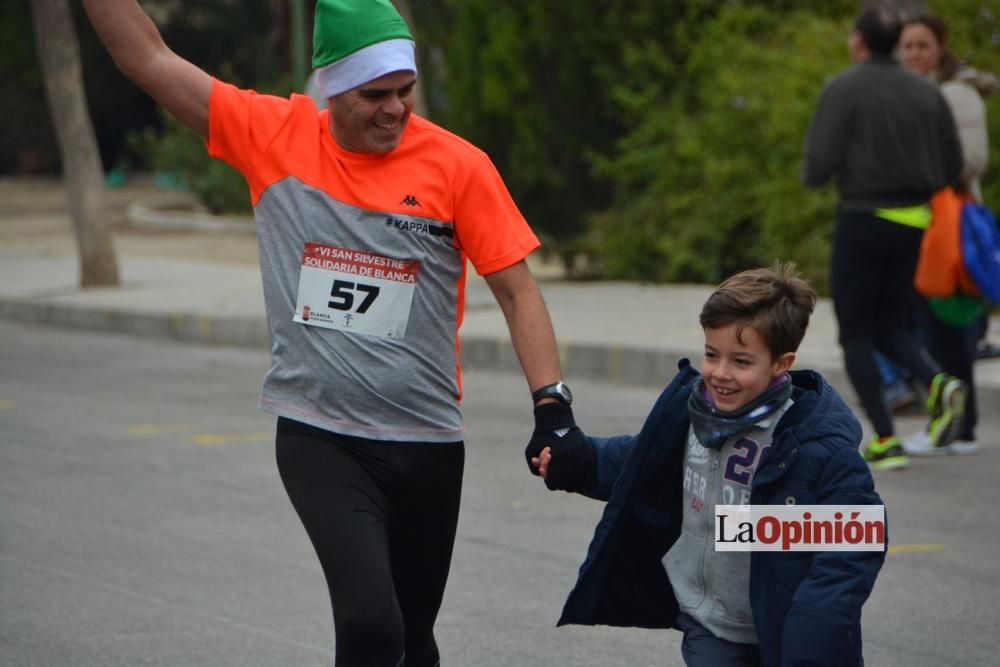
[525,403,596,493]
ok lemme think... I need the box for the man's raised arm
[82,0,212,138]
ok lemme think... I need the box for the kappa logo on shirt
[400,194,421,207]
[384,216,454,239]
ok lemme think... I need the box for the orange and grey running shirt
[207,80,539,442]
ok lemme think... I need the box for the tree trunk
[31,0,119,287]
[860,0,928,19]
[390,0,428,117]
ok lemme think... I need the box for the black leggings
[831,209,941,438]
[915,300,978,440]
[276,417,464,667]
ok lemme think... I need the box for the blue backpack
[960,201,1000,304]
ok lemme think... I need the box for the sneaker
[864,436,909,471]
[925,373,967,450]
[950,439,980,455]
[904,430,980,456]
[926,373,947,419]
[902,430,946,456]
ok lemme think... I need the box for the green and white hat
[312,0,416,99]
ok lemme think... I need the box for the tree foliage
[129,112,252,215]
[3,0,289,175]
[584,5,854,290]
[7,0,999,289]
[439,1,713,266]
[579,0,1000,290]
[435,1,868,281]
[1,1,59,173]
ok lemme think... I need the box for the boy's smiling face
[701,323,795,412]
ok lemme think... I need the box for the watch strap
[532,381,572,405]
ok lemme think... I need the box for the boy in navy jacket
[530,263,885,666]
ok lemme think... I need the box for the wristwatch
[532,381,573,406]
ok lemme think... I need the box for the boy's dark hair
[700,262,817,359]
[854,4,903,56]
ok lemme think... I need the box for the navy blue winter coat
[558,360,885,667]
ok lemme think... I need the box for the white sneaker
[949,440,980,455]
[903,430,979,456]
[902,430,947,456]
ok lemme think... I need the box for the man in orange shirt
[83,1,590,664]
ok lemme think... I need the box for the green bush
[440,2,700,268]
[584,6,850,291]
[584,1,1000,291]
[128,111,252,215]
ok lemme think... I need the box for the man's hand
[82,0,211,137]
[525,403,595,493]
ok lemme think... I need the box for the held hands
[530,447,553,477]
[525,403,595,493]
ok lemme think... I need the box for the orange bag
[913,187,978,297]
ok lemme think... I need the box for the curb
[460,337,692,389]
[0,298,267,349]
[0,295,847,392]
[4,296,998,413]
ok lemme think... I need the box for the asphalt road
[1,321,997,666]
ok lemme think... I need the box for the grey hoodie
[662,399,792,644]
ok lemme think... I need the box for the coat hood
[953,65,999,97]
[777,369,863,452]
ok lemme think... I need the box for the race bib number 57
[293,242,420,339]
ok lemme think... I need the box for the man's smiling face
[329,70,416,154]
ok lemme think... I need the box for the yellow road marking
[191,432,271,445]
[0,400,14,410]
[129,425,271,445]
[128,424,190,435]
[888,543,947,555]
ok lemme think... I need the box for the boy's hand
[530,447,552,478]
[525,403,596,492]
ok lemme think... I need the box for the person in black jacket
[532,264,886,667]
[802,4,967,471]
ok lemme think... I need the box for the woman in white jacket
[897,14,997,454]
[900,14,996,202]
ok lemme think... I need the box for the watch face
[535,382,572,404]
